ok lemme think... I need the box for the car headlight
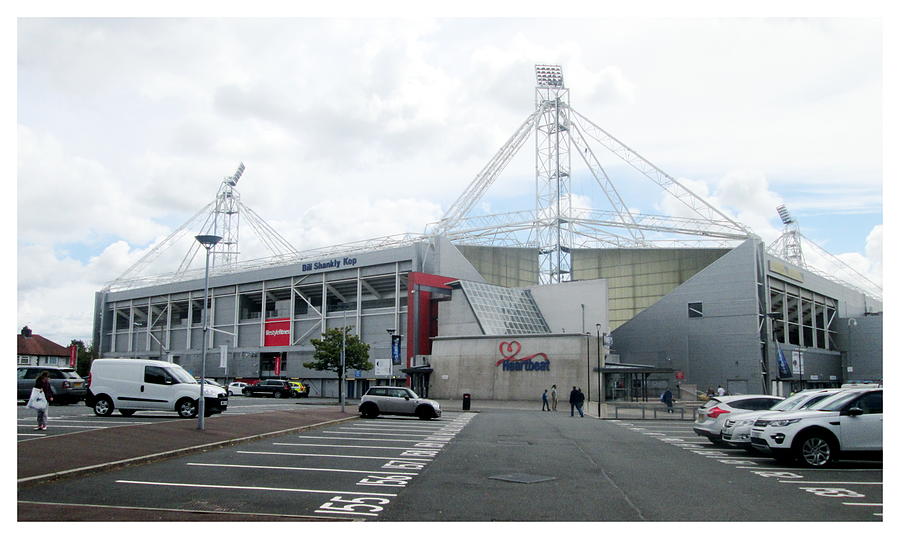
[767,418,801,427]
[736,418,755,426]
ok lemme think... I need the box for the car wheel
[416,405,435,420]
[176,398,198,418]
[272,390,282,398]
[228,390,233,396]
[360,402,379,419]
[93,396,114,416]
[119,409,136,417]
[796,432,837,467]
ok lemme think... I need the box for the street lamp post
[195,234,222,430]
[596,324,604,407]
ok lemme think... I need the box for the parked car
[358,386,441,420]
[750,388,882,467]
[17,366,87,405]
[289,381,309,398]
[243,379,293,398]
[86,358,228,418]
[693,394,784,445]
[721,388,846,451]
[227,382,248,396]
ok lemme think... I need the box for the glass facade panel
[457,280,550,335]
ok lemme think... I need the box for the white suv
[750,388,882,467]
[721,388,845,451]
[359,386,441,420]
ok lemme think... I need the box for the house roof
[17,333,69,357]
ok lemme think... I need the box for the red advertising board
[69,345,77,368]
[274,354,282,376]
[264,318,291,347]
[675,371,684,380]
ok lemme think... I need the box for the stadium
[93,65,882,405]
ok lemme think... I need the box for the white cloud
[16,17,883,346]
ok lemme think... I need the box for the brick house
[17,326,71,367]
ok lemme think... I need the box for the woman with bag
[29,371,53,430]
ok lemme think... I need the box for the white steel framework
[105,65,880,304]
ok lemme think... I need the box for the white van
[86,358,228,418]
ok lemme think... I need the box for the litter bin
[462,393,471,411]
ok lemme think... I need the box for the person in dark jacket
[569,386,578,416]
[661,388,674,413]
[33,371,54,430]
[541,389,550,411]
[574,387,585,417]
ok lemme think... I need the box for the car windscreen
[771,392,817,411]
[167,365,198,384]
[810,390,864,411]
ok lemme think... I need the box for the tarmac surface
[17,398,696,521]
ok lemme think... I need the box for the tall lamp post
[596,324,605,406]
[195,234,222,430]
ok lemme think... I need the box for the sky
[13,6,891,347]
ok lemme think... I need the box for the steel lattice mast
[533,65,574,284]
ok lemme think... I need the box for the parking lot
[610,419,883,519]
[19,409,474,520]
[17,405,881,521]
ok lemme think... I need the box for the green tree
[68,339,98,377]
[304,327,372,398]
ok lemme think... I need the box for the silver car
[721,388,846,450]
[359,386,441,420]
[693,394,784,445]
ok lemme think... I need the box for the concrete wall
[528,279,608,335]
[428,334,591,401]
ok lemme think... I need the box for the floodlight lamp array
[535,64,564,87]
[776,205,794,225]
[227,162,246,186]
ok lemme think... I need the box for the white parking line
[779,481,882,485]
[237,451,432,461]
[295,435,432,443]
[273,443,433,451]
[324,430,436,437]
[115,480,398,497]
[843,502,883,506]
[186,462,418,476]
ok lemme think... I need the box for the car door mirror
[842,407,863,416]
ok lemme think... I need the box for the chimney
[21,326,32,338]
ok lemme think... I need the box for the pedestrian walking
[717,385,726,396]
[569,386,578,416]
[541,389,550,411]
[550,384,558,411]
[661,388,674,413]
[28,371,53,430]
[574,387,585,417]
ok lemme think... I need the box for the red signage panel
[264,318,291,347]
[675,371,684,380]
[69,345,77,368]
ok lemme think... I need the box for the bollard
[462,393,471,411]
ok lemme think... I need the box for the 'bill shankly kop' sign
[495,341,551,372]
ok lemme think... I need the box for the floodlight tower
[534,65,574,284]
[210,162,245,268]
[776,204,804,267]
